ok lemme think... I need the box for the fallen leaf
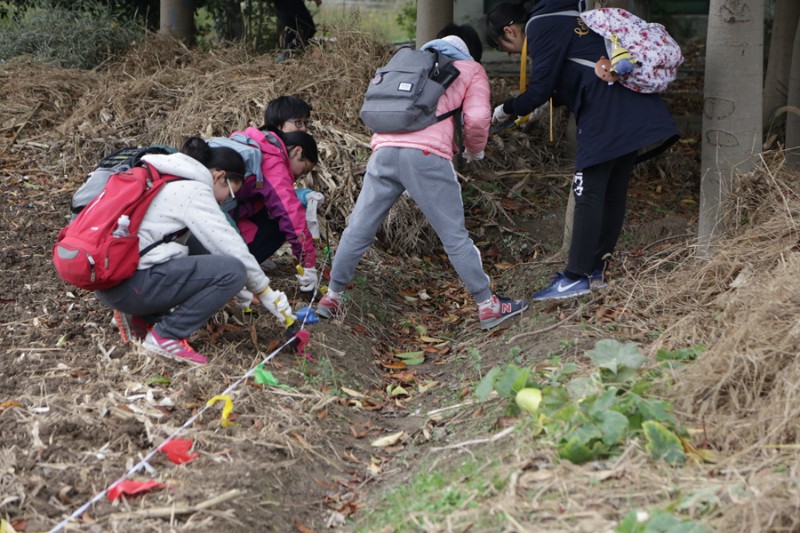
[0,401,22,410]
[371,431,405,447]
[341,387,365,398]
[381,361,407,370]
[418,380,438,393]
[390,370,417,383]
[389,385,409,397]
[293,516,317,533]
[395,350,424,360]
[418,336,443,343]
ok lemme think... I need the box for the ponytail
[180,136,247,183]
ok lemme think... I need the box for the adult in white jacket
[96,138,295,365]
[316,33,528,330]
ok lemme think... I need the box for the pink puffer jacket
[370,59,491,160]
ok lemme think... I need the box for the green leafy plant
[476,339,686,465]
[395,0,416,39]
[616,509,711,533]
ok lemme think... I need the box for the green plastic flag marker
[254,364,280,386]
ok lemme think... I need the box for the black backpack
[69,145,176,219]
[359,47,461,134]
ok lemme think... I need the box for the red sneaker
[316,292,344,318]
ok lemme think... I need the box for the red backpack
[53,164,184,290]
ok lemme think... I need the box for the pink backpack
[529,8,684,93]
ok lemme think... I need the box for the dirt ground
[8,35,799,533]
[0,138,698,533]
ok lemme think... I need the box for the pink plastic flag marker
[295,329,315,361]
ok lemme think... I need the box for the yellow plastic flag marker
[206,394,236,427]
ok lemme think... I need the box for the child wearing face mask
[98,137,296,365]
[229,125,322,293]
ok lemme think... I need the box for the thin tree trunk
[160,0,196,44]
[416,0,452,47]
[763,0,800,131]
[698,0,764,251]
[786,22,800,169]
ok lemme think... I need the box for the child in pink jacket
[317,34,528,330]
[230,128,320,292]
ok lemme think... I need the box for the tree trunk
[416,0,452,47]
[160,0,196,44]
[763,0,800,131]
[212,0,245,43]
[786,21,800,170]
[698,0,764,250]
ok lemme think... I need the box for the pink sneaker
[142,330,208,365]
[316,292,344,318]
[113,310,150,343]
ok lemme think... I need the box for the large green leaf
[587,339,647,374]
[567,375,602,400]
[595,410,629,446]
[559,439,596,464]
[475,367,500,401]
[586,387,619,416]
[565,423,603,446]
[643,421,686,465]
[495,365,530,398]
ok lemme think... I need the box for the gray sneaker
[478,294,528,329]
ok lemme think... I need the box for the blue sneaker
[590,268,607,289]
[532,273,591,301]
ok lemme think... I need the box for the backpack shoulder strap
[135,164,189,257]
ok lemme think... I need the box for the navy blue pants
[246,209,287,264]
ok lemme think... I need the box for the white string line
[48,259,330,533]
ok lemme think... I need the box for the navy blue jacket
[508,0,679,169]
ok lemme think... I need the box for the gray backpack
[69,145,175,220]
[207,133,266,188]
[359,46,461,134]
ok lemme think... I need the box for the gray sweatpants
[96,255,246,340]
[329,147,491,302]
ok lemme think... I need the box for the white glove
[462,149,485,162]
[492,104,511,125]
[296,266,318,292]
[258,287,296,326]
[305,192,324,239]
[235,289,254,311]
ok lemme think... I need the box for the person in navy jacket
[486,0,679,301]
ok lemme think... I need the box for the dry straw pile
[0,25,566,256]
[609,153,800,532]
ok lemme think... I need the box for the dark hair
[485,3,528,50]
[437,23,484,63]
[180,137,247,183]
[262,95,313,131]
[276,130,319,165]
